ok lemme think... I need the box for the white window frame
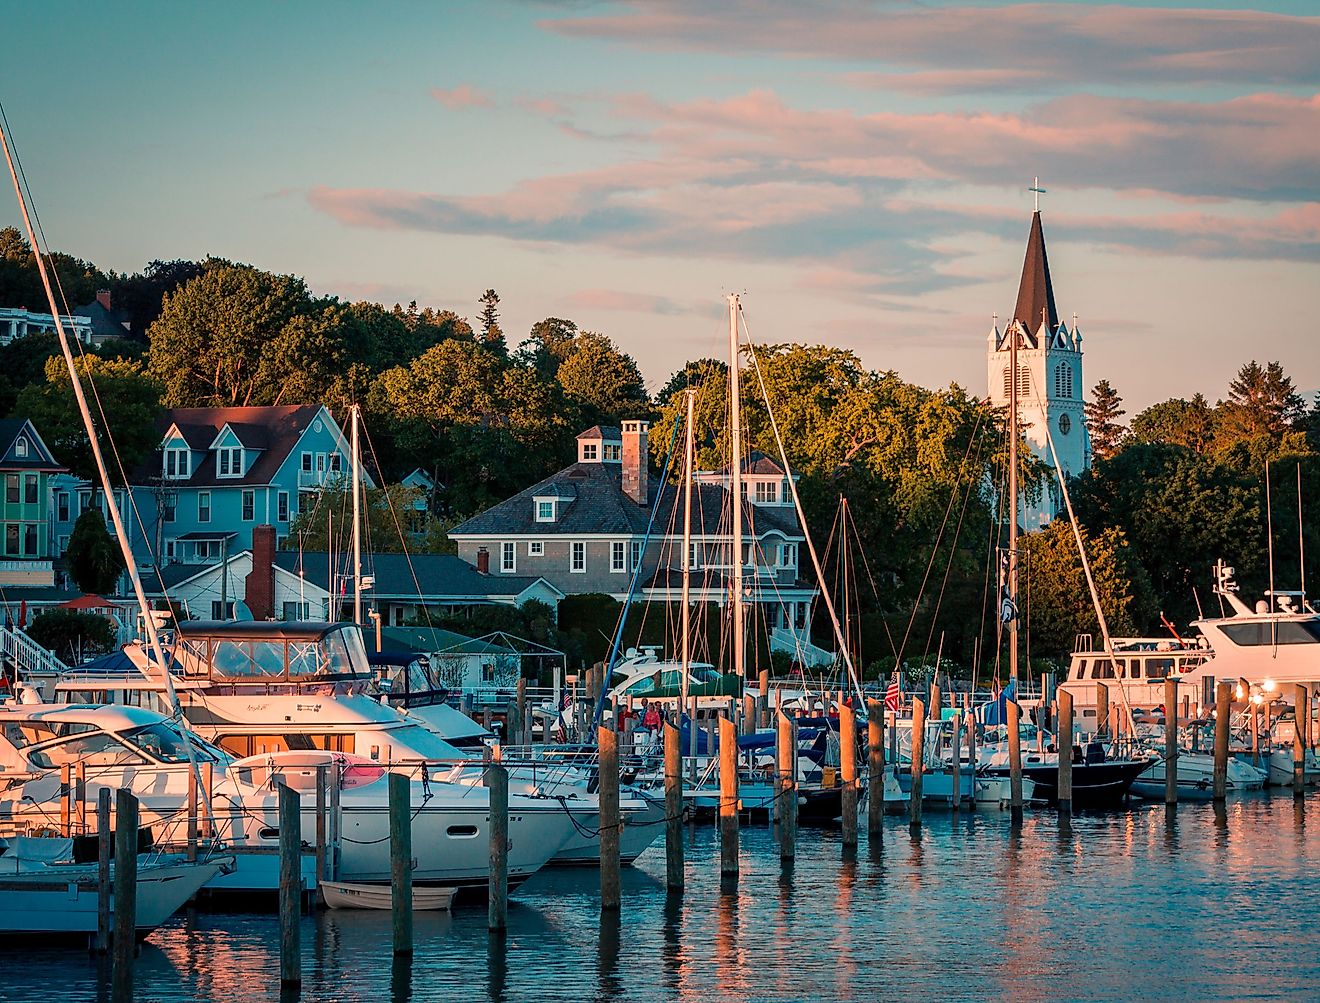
[501,541,516,573]
[528,541,544,556]
[780,542,798,569]
[582,443,598,461]
[603,443,621,462]
[570,541,586,573]
[14,436,27,458]
[241,489,255,521]
[630,540,643,571]
[277,491,290,523]
[754,480,777,504]
[198,490,211,523]
[164,538,177,560]
[610,541,626,574]
[688,542,700,570]
[217,446,243,478]
[56,490,69,523]
[535,499,555,523]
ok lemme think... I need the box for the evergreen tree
[1218,360,1305,444]
[1085,379,1127,460]
[477,289,506,356]
[66,509,126,595]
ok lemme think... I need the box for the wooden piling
[1096,681,1110,739]
[758,669,770,729]
[1007,698,1023,826]
[950,710,962,811]
[1250,694,1260,766]
[96,787,111,954]
[1295,684,1308,796]
[488,764,509,931]
[664,722,683,892]
[327,760,341,882]
[201,761,214,841]
[60,764,71,838]
[966,693,977,781]
[840,701,858,846]
[315,765,328,891]
[75,761,86,835]
[930,681,941,727]
[742,694,756,737]
[598,726,621,910]
[388,772,414,954]
[1057,688,1073,814]
[113,789,138,994]
[278,783,301,986]
[777,711,797,860]
[1213,681,1231,802]
[187,764,199,862]
[719,716,738,879]
[688,696,699,780]
[1164,678,1179,805]
[909,697,925,827]
[866,699,883,842]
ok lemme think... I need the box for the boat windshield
[288,627,370,678]
[118,723,221,763]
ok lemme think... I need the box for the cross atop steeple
[1029,176,1046,213]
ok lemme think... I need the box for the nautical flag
[884,672,901,713]
[998,551,1018,625]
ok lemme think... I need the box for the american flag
[884,672,902,713]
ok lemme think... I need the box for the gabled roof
[449,461,803,539]
[0,419,64,471]
[135,405,330,487]
[1011,211,1058,336]
[577,425,621,441]
[705,450,787,477]
[379,625,515,655]
[72,297,133,340]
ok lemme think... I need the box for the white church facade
[986,209,1091,529]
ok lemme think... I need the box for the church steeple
[1012,211,1058,336]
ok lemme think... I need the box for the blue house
[49,405,368,574]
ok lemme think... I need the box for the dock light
[1264,679,1277,694]
[1235,685,1245,700]
[1251,694,1264,706]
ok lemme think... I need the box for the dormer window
[602,443,621,462]
[217,446,243,478]
[14,436,27,458]
[582,443,599,461]
[163,447,191,479]
[754,480,778,504]
[535,499,556,522]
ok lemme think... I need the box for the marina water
[5,791,1318,1002]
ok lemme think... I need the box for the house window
[688,542,700,570]
[22,523,36,556]
[780,543,798,569]
[603,443,621,462]
[78,490,91,514]
[570,542,586,573]
[14,436,27,458]
[241,489,255,521]
[164,538,177,561]
[162,494,177,523]
[528,541,544,556]
[582,443,598,461]
[754,480,778,504]
[198,491,211,523]
[277,491,289,522]
[611,541,626,573]
[4,524,17,555]
[56,491,69,522]
[501,541,516,573]
[1002,367,1031,399]
[217,447,243,478]
[630,540,643,571]
[57,535,68,554]
[329,454,343,473]
[24,475,37,505]
[163,447,190,479]
[283,601,310,621]
[196,540,219,561]
[211,600,236,619]
[5,474,17,504]
[536,500,555,522]
[301,452,313,473]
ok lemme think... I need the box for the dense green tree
[513,317,579,379]
[287,483,449,553]
[16,354,162,482]
[109,259,204,337]
[655,358,726,406]
[66,509,126,595]
[1129,394,1217,454]
[1216,359,1306,447]
[1084,379,1126,460]
[477,289,505,356]
[555,332,650,427]
[0,227,110,313]
[27,609,116,661]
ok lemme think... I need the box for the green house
[0,419,62,586]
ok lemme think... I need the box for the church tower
[986,206,1090,529]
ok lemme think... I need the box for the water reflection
[485,929,507,1003]
[597,911,622,1001]
[660,894,683,996]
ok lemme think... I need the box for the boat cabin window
[29,732,146,770]
[1221,621,1320,646]
[1145,658,1173,680]
[3,720,96,748]
[1125,660,1140,679]
[217,733,355,758]
[212,639,289,678]
[1088,659,1116,680]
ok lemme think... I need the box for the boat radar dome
[1256,601,1269,614]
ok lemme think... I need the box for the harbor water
[4,791,1318,1002]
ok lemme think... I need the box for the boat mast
[681,389,695,709]
[728,294,745,681]
[1008,316,1019,687]
[351,403,362,627]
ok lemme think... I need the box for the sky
[2,0,1317,412]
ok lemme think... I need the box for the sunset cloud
[430,84,495,109]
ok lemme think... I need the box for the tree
[288,483,447,553]
[554,332,650,427]
[109,259,204,337]
[1084,379,1126,460]
[16,355,162,482]
[655,358,727,406]
[1217,360,1305,447]
[477,289,506,356]
[1019,519,1155,658]
[0,227,110,314]
[27,609,116,662]
[66,509,126,595]
[513,317,579,378]
[1129,394,1217,454]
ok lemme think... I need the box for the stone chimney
[621,420,649,506]
[244,525,276,620]
[476,547,490,574]
[96,289,111,311]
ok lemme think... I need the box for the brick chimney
[96,289,111,311]
[244,526,276,620]
[476,547,490,574]
[621,420,649,506]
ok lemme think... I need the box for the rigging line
[739,317,865,709]
[590,418,681,734]
[894,398,986,671]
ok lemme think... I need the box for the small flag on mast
[999,551,1018,625]
[884,671,901,713]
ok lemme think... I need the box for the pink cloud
[545,2,1320,89]
[430,84,494,110]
